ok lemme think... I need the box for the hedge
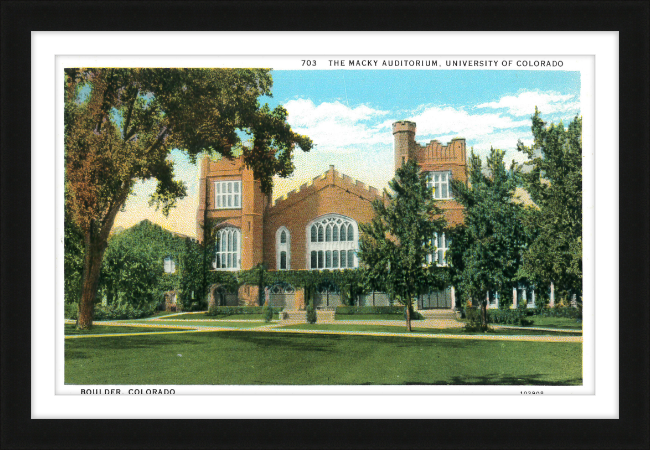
[65,303,156,321]
[206,306,282,316]
[486,309,532,326]
[336,306,405,315]
[535,306,582,319]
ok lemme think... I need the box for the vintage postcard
[60,55,589,391]
[36,32,613,419]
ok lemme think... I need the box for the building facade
[196,121,468,308]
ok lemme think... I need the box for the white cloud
[476,90,579,117]
[398,106,530,142]
[284,99,391,151]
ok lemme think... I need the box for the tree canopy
[516,109,582,301]
[449,148,527,328]
[65,68,312,328]
[358,161,447,331]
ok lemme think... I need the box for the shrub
[92,303,156,321]
[306,305,317,324]
[487,309,532,326]
[187,302,203,312]
[336,306,405,315]
[464,307,489,332]
[404,307,424,321]
[534,305,582,320]
[65,303,79,320]
[262,303,274,323]
[206,306,282,317]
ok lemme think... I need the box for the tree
[65,68,312,328]
[517,109,582,302]
[358,161,446,331]
[99,220,183,309]
[450,148,527,329]
[64,207,85,304]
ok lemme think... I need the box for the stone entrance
[208,284,238,308]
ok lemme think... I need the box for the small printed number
[302,60,316,66]
[520,391,544,394]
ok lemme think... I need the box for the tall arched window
[307,214,358,270]
[276,226,291,270]
[214,227,240,271]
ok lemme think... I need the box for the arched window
[307,215,358,270]
[214,227,240,271]
[163,256,176,274]
[276,227,290,270]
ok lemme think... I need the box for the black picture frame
[2,1,648,449]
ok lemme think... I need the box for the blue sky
[113,69,581,237]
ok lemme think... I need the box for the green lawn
[65,324,189,335]
[157,313,276,321]
[278,323,582,336]
[335,314,411,321]
[65,330,582,385]
[168,321,268,328]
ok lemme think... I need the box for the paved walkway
[64,319,581,343]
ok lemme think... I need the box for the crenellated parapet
[415,137,467,164]
[268,165,384,215]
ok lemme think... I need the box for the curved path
[64,319,581,343]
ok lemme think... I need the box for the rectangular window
[332,250,339,268]
[213,180,242,209]
[325,251,331,268]
[432,232,450,266]
[280,252,287,270]
[348,250,354,268]
[427,171,452,200]
[311,251,317,269]
[318,251,324,269]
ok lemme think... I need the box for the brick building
[196,121,467,309]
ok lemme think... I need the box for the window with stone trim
[307,215,358,270]
[214,227,240,270]
[427,171,452,199]
[276,227,290,270]
[214,180,242,209]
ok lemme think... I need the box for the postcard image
[59,54,590,397]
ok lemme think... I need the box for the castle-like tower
[392,120,468,225]
[392,120,417,170]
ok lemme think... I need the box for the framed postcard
[3,1,649,449]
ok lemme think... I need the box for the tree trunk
[481,298,488,330]
[406,298,412,332]
[77,232,108,329]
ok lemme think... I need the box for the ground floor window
[307,214,358,270]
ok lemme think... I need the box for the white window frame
[213,227,241,271]
[163,256,176,274]
[427,232,450,266]
[214,180,242,209]
[427,171,452,200]
[306,214,359,270]
[276,226,291,270]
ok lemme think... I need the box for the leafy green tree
[64,212,85,306]
[517,109,582,302]
[178,236,205,309]
[358,161,446,331]
[65,68,312,328]
[450,148,527,329]
[99,220,183,309]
